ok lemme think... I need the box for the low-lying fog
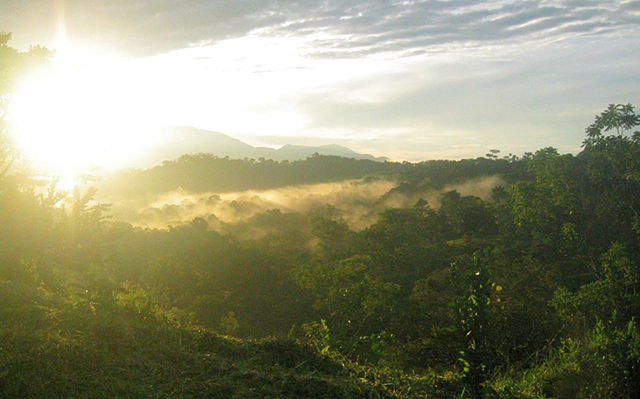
[99,175,504,232]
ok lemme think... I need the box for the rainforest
[2,32,640,399]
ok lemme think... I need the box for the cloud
[263,25,640,160]
[3,0,638,57]
[243,0,637,58]
[3,0,638,162]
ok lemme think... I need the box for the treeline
[384,155,527,199]
[98,153,406,198]
[99,150,527,199]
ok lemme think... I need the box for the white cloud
[2,0,639,161]
[3,0,637,57]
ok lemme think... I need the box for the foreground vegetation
[2,272,437,399]
[2,35,640,398]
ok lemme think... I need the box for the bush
[490,320,640,399]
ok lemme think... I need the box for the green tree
[439,191,496,240]
[584,103,640,147]
[579,104,640,257]
[310,205,357,261]
[451,252,496,399]
[295,255,399,354]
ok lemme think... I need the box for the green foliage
[490,321,640,399]
[100,153,404,198]
[221,311,240,335]
[356,330,396,362]
[506,148,579,257]
[2,72,640,399]
[386,157,525,198]
[295,255,400,352]
[440,191,496,239]
[300,319,332,354]
[451,252,496,398]
[552,243,640,332]
[584,103,640,145]
[0,254,406,399]
[310,205,358,261]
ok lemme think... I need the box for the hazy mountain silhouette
[137,126,388,167]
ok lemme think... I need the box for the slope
[0,276,423,399]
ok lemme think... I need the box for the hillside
[0,277,429,399]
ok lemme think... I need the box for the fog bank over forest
[101,174,504,231]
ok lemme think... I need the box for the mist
[102,175,504,233]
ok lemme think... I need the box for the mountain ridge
[137,126,389,167]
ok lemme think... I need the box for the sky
[2,0,640,161]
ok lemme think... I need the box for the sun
[8,42,158,189]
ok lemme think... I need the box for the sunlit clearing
[9,44,161,189]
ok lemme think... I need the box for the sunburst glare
[9,44,160,189]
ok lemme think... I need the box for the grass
[0,277,444,399]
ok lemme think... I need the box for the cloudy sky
[2,0,640,161]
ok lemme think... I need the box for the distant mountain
[135,126,388,167]
[274,143,388,161]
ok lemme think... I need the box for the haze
[3,0,640,172]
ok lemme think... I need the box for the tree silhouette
[584,103,640,147]
[0,32,52,179]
